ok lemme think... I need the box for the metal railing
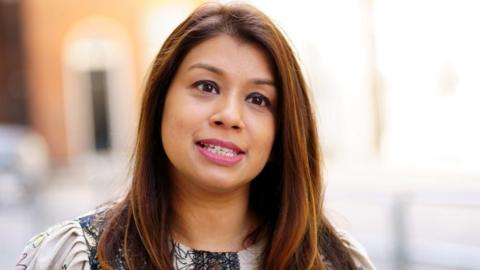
[391,192,480,270]
[331,191,480,270]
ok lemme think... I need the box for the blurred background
[1,0,479,269]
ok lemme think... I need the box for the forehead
[177,34,275,79]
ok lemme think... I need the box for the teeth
[201,143,237,157]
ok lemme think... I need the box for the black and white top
[15,207,376,270]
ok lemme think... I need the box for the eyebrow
[188,62,276,87]
[189,63,223,75]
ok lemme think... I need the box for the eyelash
[192,80,219,94]
[192,80,272,108]
[246,92,272,107]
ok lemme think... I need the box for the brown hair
[97,3,357,270]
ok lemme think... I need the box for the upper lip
[196,138,245,154]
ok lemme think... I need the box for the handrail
[329,192,480,270]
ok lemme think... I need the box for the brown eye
[246,92,271,107]
[193,80,219,94]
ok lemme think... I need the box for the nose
[209,96,245,130]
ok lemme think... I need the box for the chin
[197,175,250,194]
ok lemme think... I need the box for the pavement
[1,163,126,269]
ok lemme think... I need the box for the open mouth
[197,142,239,157]
[195,139,245,166]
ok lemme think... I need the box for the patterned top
[14,207,376,270]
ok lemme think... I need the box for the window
[87,69,111,151]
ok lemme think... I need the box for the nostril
[214,120,223,126]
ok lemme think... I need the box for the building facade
[12,0,199,165]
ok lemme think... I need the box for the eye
[192,80,219,94]
[246,92,272,107]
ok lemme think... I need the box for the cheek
[162,111,194,141]
[249,115,276,156]
[162,92,187,147]
[162,92,201,138]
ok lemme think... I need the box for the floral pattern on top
[16,206,373,270]
[173,242,241,270]
[77,208,128,270]
[77,208,246,270]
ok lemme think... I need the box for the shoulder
[14,220,89,270]
[14,206,110,270]
[336,229,376,270]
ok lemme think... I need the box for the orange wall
[20,0,144,165]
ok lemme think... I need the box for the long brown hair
[97,3,357,270]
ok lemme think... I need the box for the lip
[195,138,245,166]
[197,138,245,153]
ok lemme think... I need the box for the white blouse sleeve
[338,230,376,270]
[14,221,90,270]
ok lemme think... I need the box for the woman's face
[161,34,277,194]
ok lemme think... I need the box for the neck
[170,182,255,252]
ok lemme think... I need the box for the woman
[16,3,375,270]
